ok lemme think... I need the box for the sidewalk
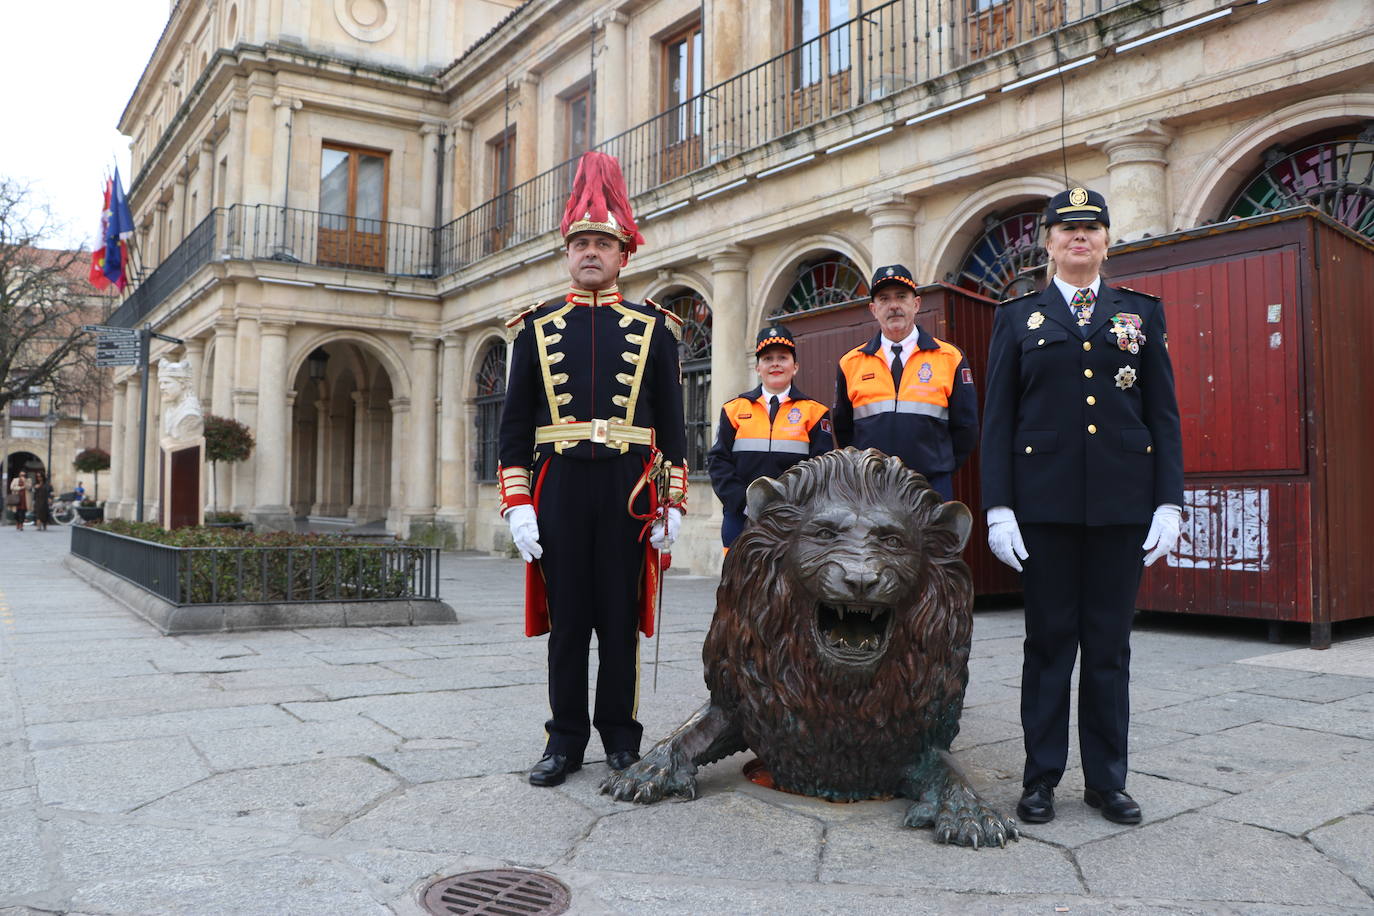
[1,524,1372,915]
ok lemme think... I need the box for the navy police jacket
[980,283,1184,526]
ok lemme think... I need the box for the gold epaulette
[645,297,684,342]
[504,301,546,342]
[1117,286,1162,300]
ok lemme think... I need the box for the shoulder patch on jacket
[504,301,547,341]
[1117,286,1162,301]
[645,297,684,342]
[999,289,1039,307]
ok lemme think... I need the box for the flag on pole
[89,168,135,292]
[88,176,113,290]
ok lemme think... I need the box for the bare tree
[0,178,109,415]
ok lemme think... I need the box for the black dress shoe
[1084,787,1142,824]
[1016,781,1056,823]
[528,754,581,787]
[606,750,640,771]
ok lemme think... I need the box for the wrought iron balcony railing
[436,0,1130,271]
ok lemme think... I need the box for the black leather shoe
[1016,781,1056,823]
[528,754,581,787]
[606,750,640,771]
[1084,788,1142,824]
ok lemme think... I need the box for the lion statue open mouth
[601,448,1018,848]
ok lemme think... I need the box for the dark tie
[768,394,780,424]
[890,343,905,389]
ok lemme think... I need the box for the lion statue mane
[601,448,1018,847]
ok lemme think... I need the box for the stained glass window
[955,209,1044,300]
[1225,131,1374,240]
[774,256,868,316]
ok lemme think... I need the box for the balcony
[110,204,436,328]
[437,0,1134,270]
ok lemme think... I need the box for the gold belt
[535,419,655,447]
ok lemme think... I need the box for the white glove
[1142,504,1182,567]
[986,506,1029,572]
[650,507,682,551]
[505,504,543,563]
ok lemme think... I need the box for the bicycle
[50,490,80,526]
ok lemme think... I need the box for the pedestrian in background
[708,324,831,550]
[32,471,52,531]
[980,187,1184,827]
[9,473,31,531]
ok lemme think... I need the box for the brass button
[1084,368,1093,379]
[1088,424,1097,434]
[1025,446,1033,454]
[1147,445,1153,453]
[1086,395,1097,405]
[1083,341,1092,351]
[1038,338,1045,346]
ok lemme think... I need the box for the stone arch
[1176,94,1374,231]
[755,232,871,332]
[641,267,713,305]
[286,332,406,526]
[923,175,1065,289]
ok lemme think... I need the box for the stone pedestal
[160,437,205,529]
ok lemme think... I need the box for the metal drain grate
[421,869,571,916]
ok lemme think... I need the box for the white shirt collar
[760,385,792,404]
[1052,274,1102,309]
[881,327,922,366]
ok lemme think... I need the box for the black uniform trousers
[536,452,647,762]
[1018,522,1147,792]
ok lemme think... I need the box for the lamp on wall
[307,348,330,382]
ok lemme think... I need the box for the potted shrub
[72,448,110,521]
[203,414,254,525]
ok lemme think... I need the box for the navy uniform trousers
[536,452,647,763]
[1018,522,1147,792]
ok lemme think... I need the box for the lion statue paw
[599,745,698,803]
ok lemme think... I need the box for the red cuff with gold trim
[498,465,532,515]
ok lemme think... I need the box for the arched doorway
[290,340,396,526]
[1224,125,1374,239]
[473,341,506,485]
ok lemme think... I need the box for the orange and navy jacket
[832,327,978,476]
[707,385,831,516]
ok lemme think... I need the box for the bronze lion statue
[601,448,1018,847]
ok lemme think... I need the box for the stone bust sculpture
[158,358,205,444]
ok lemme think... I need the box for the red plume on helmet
[560,151,645,255]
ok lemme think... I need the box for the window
[319,144,389,270]
[659,23,704,182]
[488,129,517,252]
[955,208,1045,300]
[967,0,1065,60]
[1225,128,1374,240]
[566,88,592,161]
[474,343,507,482]
[793,0,850,86]
[773,255,868,317]
[662,290,713,475]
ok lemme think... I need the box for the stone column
[405,336,438,528]
[864,192,919,273]
[225,99,248,210]
[210,320,236,417]
[436,331,467,534]
[311,389,330,516]
[120,373,142,519]
[708,246,752,415]
[419,124,441,229]
[231,315,260,513]
[252,320,292,529]
[388,397,409,531]
[349,389,369,520]
[515,75,540,186]
[183,337,207,391]
[1088,120,1174,242]
[269,97,300,211]
[170,171,188,248]
[142,360,162,522]
[597,13,629,139]
[451,120,473,217]
[194,139,214,225]
[109,381,127,512]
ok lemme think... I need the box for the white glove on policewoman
[1142,504,1182,567]
[505,504,542,563]
[986,506,1029,572]
[650,507,682,551]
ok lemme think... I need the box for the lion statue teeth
[600,448,1019,848]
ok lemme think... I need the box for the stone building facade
[106,0,1374,572]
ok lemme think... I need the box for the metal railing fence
[72,526,442,606]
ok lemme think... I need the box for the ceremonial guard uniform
[981,188,1183,825]
[707,325,831,548]
[498,152,688,786]
[832,264,978,499]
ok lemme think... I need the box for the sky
[2,2,174,249]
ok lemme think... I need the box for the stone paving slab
[2,533,1374,914]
